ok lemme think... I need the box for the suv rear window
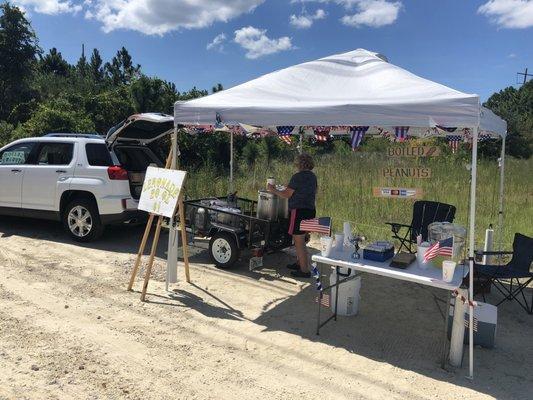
[86,143,113,166]
[36,143,73,165]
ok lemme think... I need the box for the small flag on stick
[300,217,332,236]
[423,237,454,263]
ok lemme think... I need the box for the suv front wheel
[63,198,104,242]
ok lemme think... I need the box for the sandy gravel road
[0,216,531,399]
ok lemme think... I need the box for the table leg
[316,262,323,335]
[334,266,340,321]
[441,291,452,369]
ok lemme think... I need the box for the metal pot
[257,190,278,221]
[278,196,288,219]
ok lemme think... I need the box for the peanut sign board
[381,167,431,179]
[138,167,186,218]
[373,187,423,199]
[387,146,440,157]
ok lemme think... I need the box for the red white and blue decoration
[423,237,454,263]
[394,126,409,142]
[447,135,462,153]
[311,263,323,292]
[300,217,332,235]
[349,126,369,150]
[277,126,294,145]
[314,126,331,142]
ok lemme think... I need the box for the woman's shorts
[288,208,316,235]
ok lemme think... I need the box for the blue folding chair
[474,233,533,314]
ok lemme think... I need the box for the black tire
[209,232,240,269]
[62,197,104,242]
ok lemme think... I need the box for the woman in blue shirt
[267,153,317,278]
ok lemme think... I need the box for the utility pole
[517,68,532,85]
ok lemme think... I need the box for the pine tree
[40,47,70,76]
[89,48,104,83]
[0,2,41,121]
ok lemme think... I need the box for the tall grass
[186,153,532,249]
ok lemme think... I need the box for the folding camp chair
[474,233,533,314]
[385,201,456,253]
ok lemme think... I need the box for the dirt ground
[0,217,532,400]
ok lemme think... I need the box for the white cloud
[234,26,293,59]
[507,53,517,58]
[340,0,401,27]
[207,33,227,51]
[12,0,82,14]
[478,0,533,29]
[85,0,264,35]
[289,9,326,28]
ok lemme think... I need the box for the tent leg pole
[497,136,506,254]
[230,131,234,193]
[166,126,179,288]
[467,125,479,380]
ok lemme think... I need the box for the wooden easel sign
[128,165,191,301]
[138,167,186,218]
[373,187,423,199]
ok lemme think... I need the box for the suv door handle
[11,169,22,173]
[56,170,67,173]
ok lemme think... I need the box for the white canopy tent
[172,49,507,378]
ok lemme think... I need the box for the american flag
[350,126,369,150]
[395,126,409,142]
[423,237,454,263]
[447,135,462,153]
[300,217,332,235]
[315,294,330,307]
[314,127,331,142]
[277,126,294,145]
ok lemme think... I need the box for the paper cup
[320,236,333,257]
[267,177,275,187]
[334,233,344,250]
[442,260,457,283]
[417,244,430,269]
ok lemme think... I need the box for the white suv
[0,113,173,241]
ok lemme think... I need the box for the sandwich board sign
[138,166,186,218]
[373,187,423,199]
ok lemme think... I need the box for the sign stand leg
[178,197,191,283]
[140,216,164,302]
[128,213,155,291]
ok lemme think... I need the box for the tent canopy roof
[175,49,506,136]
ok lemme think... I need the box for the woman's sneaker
[290,270,311,278]
[286,262,300,270]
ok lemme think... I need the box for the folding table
[311,249,469,367]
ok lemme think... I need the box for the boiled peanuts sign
[387,145,440,157]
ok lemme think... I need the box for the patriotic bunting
[311,263,323,292]
[349,126,369,150]
[314,126,331,142]
[394,126,409,142]
[447,135,462,153]
[214,112,224,129]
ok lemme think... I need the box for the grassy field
[186,153,532,249]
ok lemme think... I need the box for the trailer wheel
[209,232,240,269]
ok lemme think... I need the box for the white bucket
[330,270,361,316]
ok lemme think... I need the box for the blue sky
[15,0,533,100]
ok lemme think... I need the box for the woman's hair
[295,153,314,171]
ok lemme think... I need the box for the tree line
[0,2,530,160]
